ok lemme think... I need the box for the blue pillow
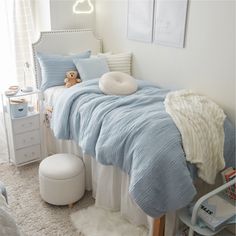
[37,50,91,91]
[73,57,110,81]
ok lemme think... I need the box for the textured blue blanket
[51,79,200,217]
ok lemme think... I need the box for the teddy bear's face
[66,71,78,79]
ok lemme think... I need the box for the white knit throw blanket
[164,90,226,184]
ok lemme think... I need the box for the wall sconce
[73,0,94,14]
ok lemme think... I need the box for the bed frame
[32,29,165,236]
[32,29,102,89]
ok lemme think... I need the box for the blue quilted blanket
[51,79,198,217]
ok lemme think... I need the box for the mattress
[44,86,66,108]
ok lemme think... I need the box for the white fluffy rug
[71,205,148,236]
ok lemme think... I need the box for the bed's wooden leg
[153,215,165,236]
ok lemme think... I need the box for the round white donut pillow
[99,71,138,95]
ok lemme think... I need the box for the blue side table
[0,181,7,203]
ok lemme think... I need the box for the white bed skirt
[45,127,177,236]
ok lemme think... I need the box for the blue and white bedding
[51,78,235,218]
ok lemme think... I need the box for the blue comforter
[51,79,234,217]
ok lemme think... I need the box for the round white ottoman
[39,153,85,206]
[99,71,138,95]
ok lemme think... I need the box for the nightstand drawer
[12,115,40,134]
[14,130,40,149]
[15,145,41,165]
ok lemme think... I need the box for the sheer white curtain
[0,0,37,162]
[0,0,16,92]
[0,0,37,91]
[14,0,37,88]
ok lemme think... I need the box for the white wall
[95,0,236,124]
[50,0,94,30]
[33,0,94,32]
[33,0,51,33]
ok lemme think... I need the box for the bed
[32,29,235,236]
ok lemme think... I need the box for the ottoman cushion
[39,153,83,179]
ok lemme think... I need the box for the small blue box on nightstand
[10,98,28,118]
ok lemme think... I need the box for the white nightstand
[1,89,45,166]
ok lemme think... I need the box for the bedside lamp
[73,0,94,14]
[22,62,33,92]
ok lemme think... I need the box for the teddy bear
[64,70,81,88]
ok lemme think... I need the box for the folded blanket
[165,90,226,184]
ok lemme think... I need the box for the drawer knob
[29,122,33,125]
[22,124,25,127]
[32,152,35,155]
[24,154,27,157]
[31,137,34,140]
[23,139,26,143]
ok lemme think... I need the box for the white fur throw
[164,90,226,184]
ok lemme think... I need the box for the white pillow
[99,72,138,95]
[99,53,132,75]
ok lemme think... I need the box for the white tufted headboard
[32,29,102,89]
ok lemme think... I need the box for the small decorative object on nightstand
[21,62,33,93]
[1,88,45,166]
